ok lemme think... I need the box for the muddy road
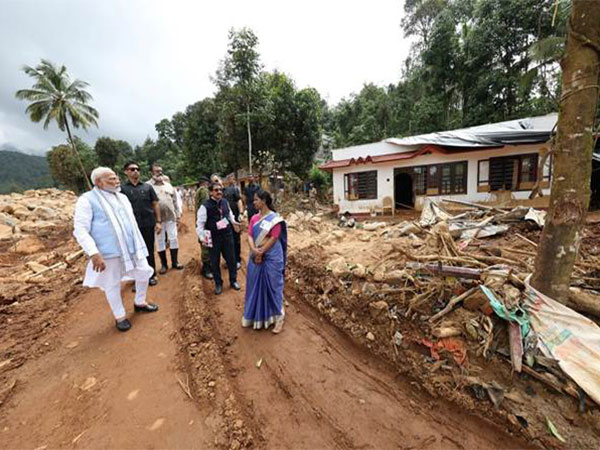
[0,211,529,449]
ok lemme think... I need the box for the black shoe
[149,277,158,286]
[116,319,131,332]
[159,266,168,275]
[215,284,223,295]
[202,267,213,279]
[231,281,241,291]
[134,303,159,313]
[172,263,184,270]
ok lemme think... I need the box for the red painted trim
[319,144,471,171]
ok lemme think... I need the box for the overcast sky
[0,0,410,155]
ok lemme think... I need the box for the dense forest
[40,0,578,193]
[0,149,55,194]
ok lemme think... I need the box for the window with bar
[400,162,467,197]
[486,153,540,191]
[413,167,427,195]
[344,170,377,200]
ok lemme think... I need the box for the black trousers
[139,225,156,278]
[210,232,237,286]
[232,230,241,264]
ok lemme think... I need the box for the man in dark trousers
[196,182,241,295]
[223,175,243,269]
[244,174,260,219]
[194,176,213,279]
[120,160,162,286]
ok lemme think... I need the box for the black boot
[171,248,184,270]
[158,250,168,274]
[202,264,214,279]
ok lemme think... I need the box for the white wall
[332,143,551,214]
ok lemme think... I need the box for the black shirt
[121,181,158,228]
[244,183,260,216]
[223,185,241,219]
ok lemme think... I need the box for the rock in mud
[327,257,350,277]
[13,236,45,254]
[368,301,388,321]
[351,263,367,278]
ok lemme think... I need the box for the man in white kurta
[73,167,159,332]
[148,165,183,273]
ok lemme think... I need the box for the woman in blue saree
[243,190,287,334]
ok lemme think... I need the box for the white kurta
[74,191,153,292]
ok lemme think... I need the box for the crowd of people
[73,164,287,334]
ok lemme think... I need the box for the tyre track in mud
[183,222,532,450]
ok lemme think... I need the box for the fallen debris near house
[286,199,600,448]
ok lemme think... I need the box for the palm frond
[15,88,51,101]
[73,102,100,119]
[25,100,52,122]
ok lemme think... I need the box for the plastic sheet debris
[480,286,531,337]
[524,208,546,227]
[523,277,600,406]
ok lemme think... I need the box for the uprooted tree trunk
[531,0,600,303]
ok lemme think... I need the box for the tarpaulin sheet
[386,113,557,148]
[523,276,600,405]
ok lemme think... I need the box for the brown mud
[0,210,556,449]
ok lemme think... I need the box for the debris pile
[286,199,600,446]
[0,188,77,241]
[0,188,83,306]
[0,188,87,381]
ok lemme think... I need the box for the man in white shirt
[196,182,241,295]
[148,165,183,273]
[73,167,159,332]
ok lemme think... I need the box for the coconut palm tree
[15,59,99,190]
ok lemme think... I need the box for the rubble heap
[286,200,600,447]
[0,188,83,306]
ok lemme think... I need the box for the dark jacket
[203,197,233,238]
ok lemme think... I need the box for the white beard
[102,186,121,194]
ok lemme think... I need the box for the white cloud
[0,0,410,155]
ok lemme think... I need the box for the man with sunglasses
[120,161,161,286]
[196,182,241,295]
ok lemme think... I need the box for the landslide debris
[0,189,85,388]
[285,206,600,449]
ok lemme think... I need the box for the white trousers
[157,220,179,251]
[105,279,149,320]
[82,257,154,320]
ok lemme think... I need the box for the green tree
[94,136,133,169]
[15,59,99,190]
[181,98,222,179]
[47,137,97,192]
[216,27,262,173]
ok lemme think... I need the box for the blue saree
[242,212,288,329]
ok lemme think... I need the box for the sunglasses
[212,188,223,192]
[127,167,140,172]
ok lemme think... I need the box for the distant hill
[0,149,55,194]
